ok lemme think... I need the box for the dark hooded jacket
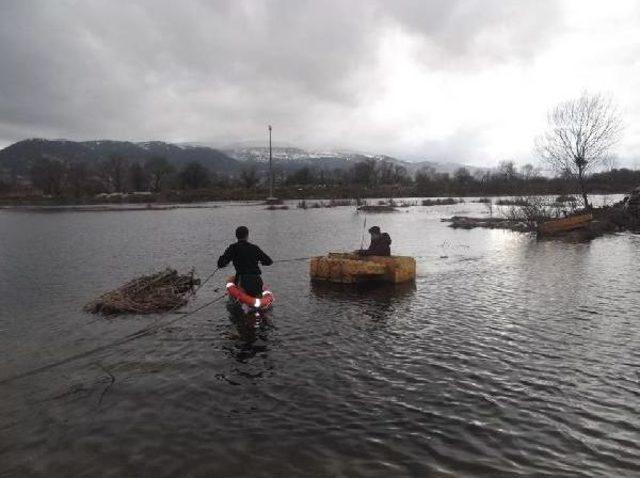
[364,232,392,256]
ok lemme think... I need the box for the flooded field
[1,197,639,477]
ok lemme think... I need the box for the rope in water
[0,290,227,386]
[2,253,426,386]
[195,267,220,292]
[0,256,315,386]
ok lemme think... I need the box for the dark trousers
[236,274,263,297]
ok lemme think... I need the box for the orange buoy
[225,280,274,311]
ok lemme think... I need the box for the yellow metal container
[310,253,416,284]
[537,213,593,236]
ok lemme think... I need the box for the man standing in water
[217,226,273,297]
[359,226,392,256]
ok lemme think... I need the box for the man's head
[235,226,249,240]
[368,225,381,238]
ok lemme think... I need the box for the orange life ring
[225,280,274,311]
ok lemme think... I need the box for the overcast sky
[1,0,639,167]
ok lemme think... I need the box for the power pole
[268,124,273,199]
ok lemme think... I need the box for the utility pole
[265,124,280,204]
[268,124,273,199]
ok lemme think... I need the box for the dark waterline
[1,199,639,477]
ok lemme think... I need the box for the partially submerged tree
[536,93,622,209]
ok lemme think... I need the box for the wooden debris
[84,268,200,315]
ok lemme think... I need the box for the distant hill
[0,139,241,176]
[221,144,487,176]
[0,138,486,178]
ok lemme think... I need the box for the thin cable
[272,256,314,264]
[195,267,220,292]
[0,293,227,386]
[1,259,315,386]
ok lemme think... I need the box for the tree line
[0,92,634,203]
[281,160,640,198]
[3,151,638,201]
[8,155,219,198]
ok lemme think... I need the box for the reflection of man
[358,226,392,256]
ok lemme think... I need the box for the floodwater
[1,197,639,477]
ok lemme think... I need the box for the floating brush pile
[85,268,200,315]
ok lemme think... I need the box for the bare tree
[128,162,148,191]
[144,156,174,192]
[393,164,409,184]
[239,166,259,189]
[536,93,622,209]
[67,161,89,198]
[29,157,66,196]
[99,155,128,192]
[498,160,518,180]
[520,163,540,181]
[351,159,378,186]
[179,161,210,189]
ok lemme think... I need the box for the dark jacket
[364,232,392,256]
[217,240,273,275]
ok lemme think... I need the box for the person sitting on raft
[217,226,273,297]
[357,226,392,256]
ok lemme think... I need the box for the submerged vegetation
[421,198,463,206]
[356,204,398,213]
[85,269,199,315]
[495,198,530,206]
[297,199,357,209]
[444,190,640,241]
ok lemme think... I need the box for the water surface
[1,198,639,477]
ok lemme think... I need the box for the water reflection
[310,281,417,333]
[224,301,273,361]
[310,280,416,303]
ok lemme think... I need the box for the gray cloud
[383,0,559,64]
[0,0,567,162]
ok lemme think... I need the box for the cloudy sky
[1,0,639,167]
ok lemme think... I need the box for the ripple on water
[1,204,640,477]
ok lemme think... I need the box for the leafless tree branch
[536,92,623,208]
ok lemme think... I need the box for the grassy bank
[0,183,633,207]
